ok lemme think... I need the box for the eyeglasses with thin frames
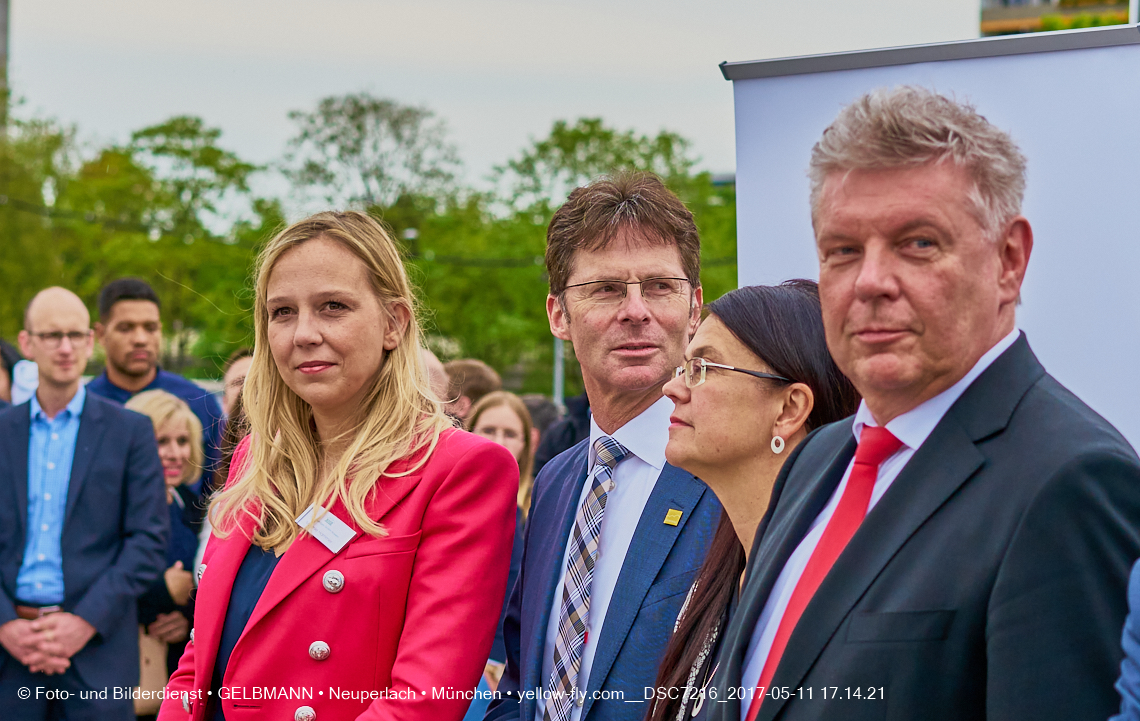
[674,357,791,389]
[30,330,92,350]
[563,277,691,305]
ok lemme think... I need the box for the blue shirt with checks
[15,385,86,605]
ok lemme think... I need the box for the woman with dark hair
[651,280,858,721]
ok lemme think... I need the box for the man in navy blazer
[485,173,720,721]
[0,287,168,720]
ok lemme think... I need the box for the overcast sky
[13,0,979,188]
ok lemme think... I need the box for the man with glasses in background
[0,286,167,720]
[486,173,721,721]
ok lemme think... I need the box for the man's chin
[600,364,673,393]
[846,354,924,394]
[115,361,156,378]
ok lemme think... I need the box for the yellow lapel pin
[664,509,683,526]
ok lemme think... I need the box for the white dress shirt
[536,395,672,721]
[739,328,1019,718]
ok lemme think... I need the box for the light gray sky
[13,0,979,188]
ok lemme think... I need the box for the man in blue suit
[0,287,168,720]
[486,173,720,721]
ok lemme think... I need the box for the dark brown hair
[545,172,700,296]
[648,280,858,721]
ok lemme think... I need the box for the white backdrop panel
[732,39,1140,445]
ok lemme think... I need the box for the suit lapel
[240,475,421,639]
[755,335,1042,721]
[750,433,856,615]
[758,419,984,721]
[711,429,853,721]
[2,405,31,538]
[194,473,421,689]
[193,510,261,690]
[524,447,589,721]
[580,464,706,719]
[63,397,107,531]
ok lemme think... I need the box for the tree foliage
[0,103,736,393]
[0,114,280,375]
[285,93,460,209]
[496,117,696,213]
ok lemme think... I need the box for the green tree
[0,115,82,339]
[285,93,460,210]
[495,117,696,214]
[39,116,276,376]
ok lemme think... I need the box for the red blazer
[158,428,518,721]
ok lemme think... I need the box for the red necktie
[745,425,902,721]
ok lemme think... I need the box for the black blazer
[708,333,1140,721]
[0,393,169,689]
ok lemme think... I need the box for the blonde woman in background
[463,390,537,719]
[158,211,518,721]
[468,391,538,518]
[125,390,206,690]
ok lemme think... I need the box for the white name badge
[295,504,358,553]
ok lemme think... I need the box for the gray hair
[809,86,1027,240]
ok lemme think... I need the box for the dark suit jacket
[708,333,1140,721]
[486,436,721,721]
[0,393,169,689]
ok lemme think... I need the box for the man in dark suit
[485,173,720,721]
[709,86,1140,721]
[0,287,168,720]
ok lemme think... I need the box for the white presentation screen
[725,25,1140,446]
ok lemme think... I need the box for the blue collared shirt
[16,386,87,605]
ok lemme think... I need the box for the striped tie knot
[592,436,629,475]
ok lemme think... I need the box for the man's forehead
[567,230,685,279]
[26,288,90,330]
[815,164,974,228]
[820,163,971,203]
[108,299,161,324]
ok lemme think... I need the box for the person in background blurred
[220,347,253,419]
[444,358,501,421]
[469,391,538,519]
[422,348,451,406]
[87,278,224,491]
[532,392,589,476]
[125,390,205,691]
[0,338,21,407]
[0,287,167,720]
[464,391,538,721]
[520,393,561,439]
[195,392,250,579]
[650,281,858,721]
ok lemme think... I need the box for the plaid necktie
[542,436,630,721]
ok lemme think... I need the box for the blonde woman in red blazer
[158,211,518,721]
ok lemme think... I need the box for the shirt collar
[852,327,1020,450]
[588,395,672,472]
[30,384,87,423]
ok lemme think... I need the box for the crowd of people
[2,85,1140,721]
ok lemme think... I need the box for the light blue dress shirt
[15,385,86,605]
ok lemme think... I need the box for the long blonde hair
[125,389,203,486]
[210,211,453,550]
[466,390,535,518]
